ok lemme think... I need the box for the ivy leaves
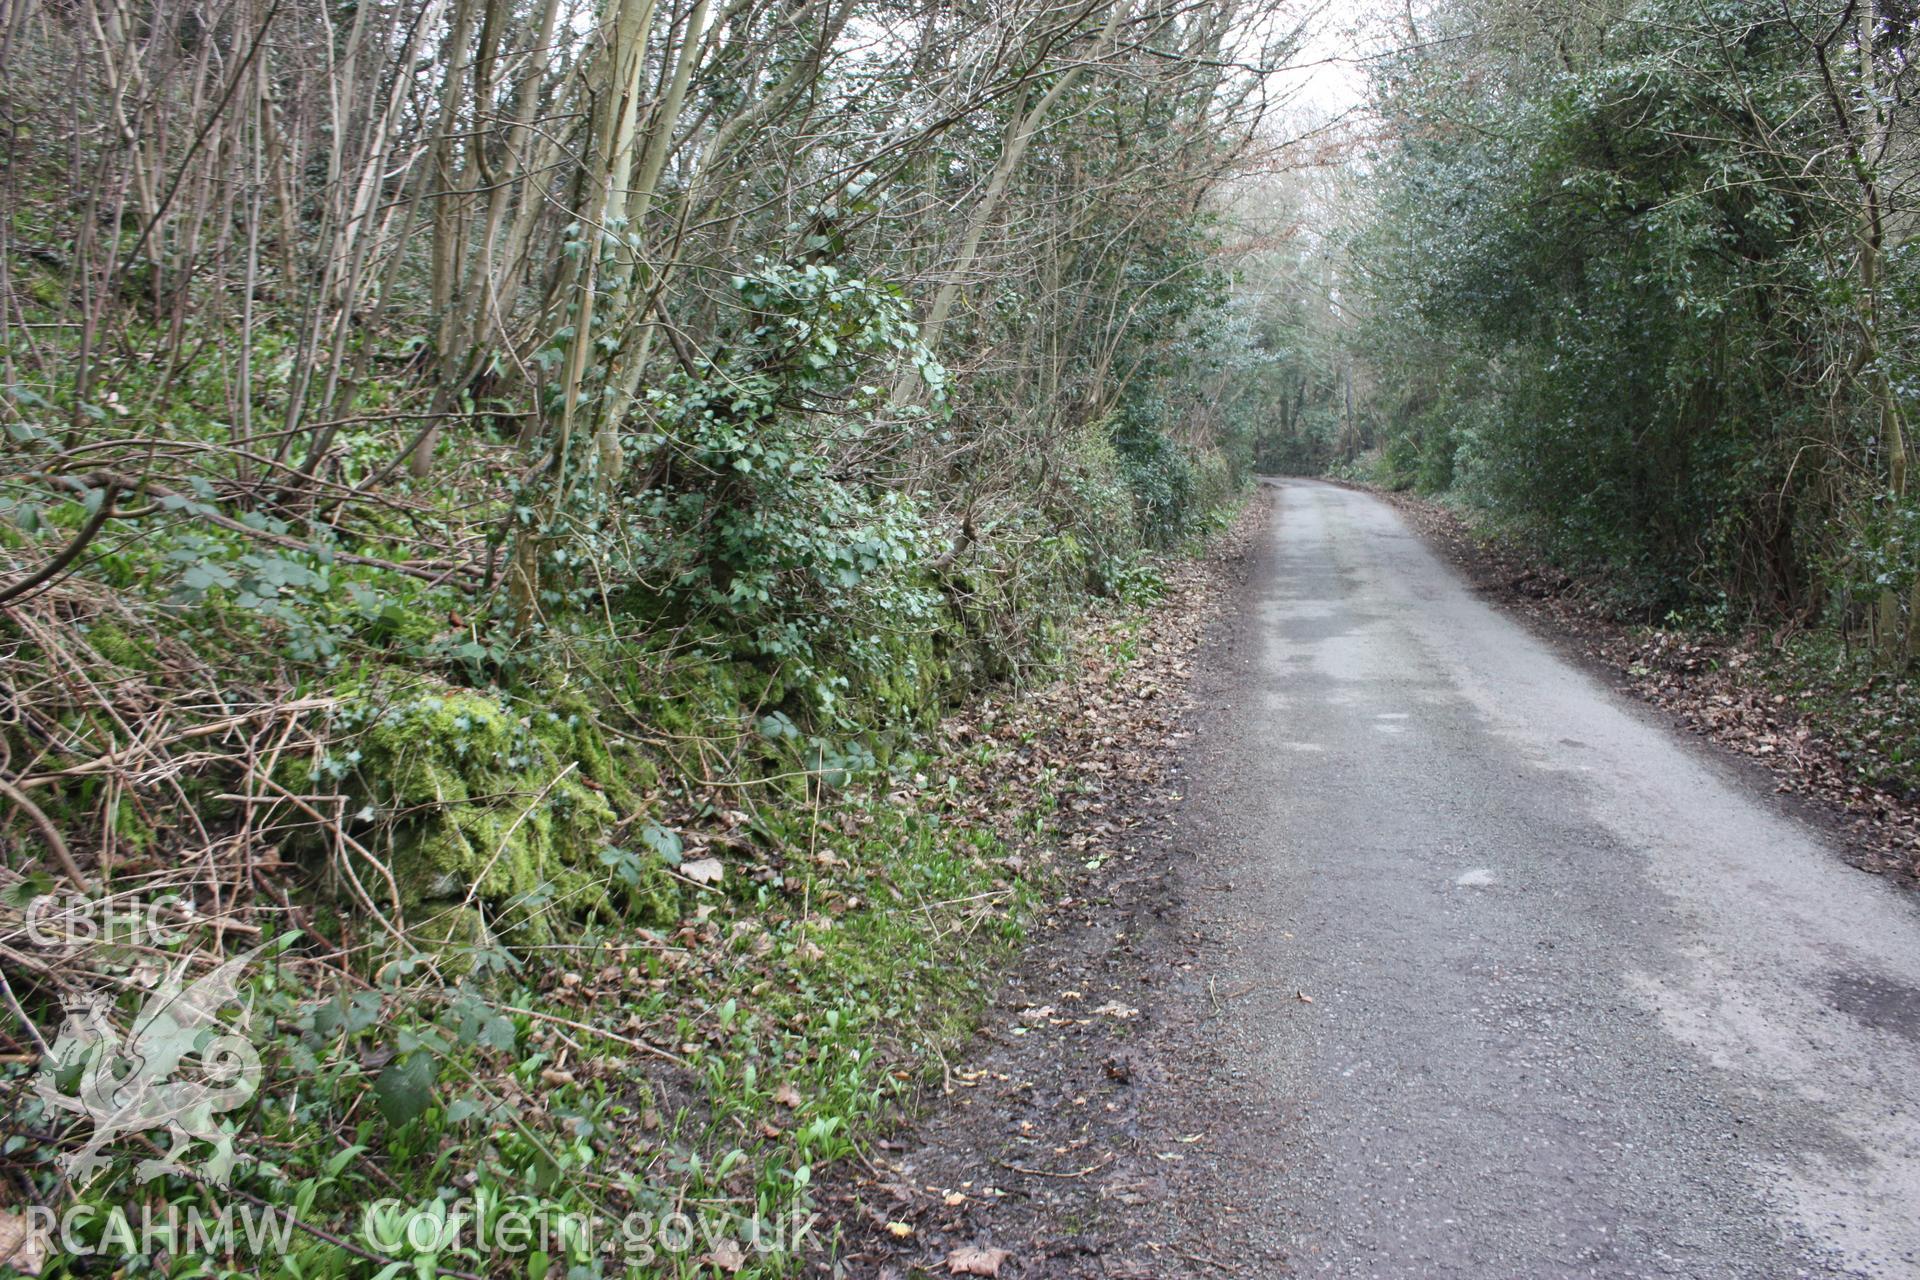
[616,262,945,706]
[1358,0,1920,615]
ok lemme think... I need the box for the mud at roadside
[809,494,1284,1280]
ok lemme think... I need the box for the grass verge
[1,509,1252,1280]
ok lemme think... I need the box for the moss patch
[298,679,675,944]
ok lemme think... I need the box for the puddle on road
[1825,970,1920,1044]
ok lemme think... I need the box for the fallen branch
[997,1152,1113,1180]
[498,1003,692,1069]
[0,479,117,607]
[18,698,339,790]
[0,776,93,892]
[24,470,481,587]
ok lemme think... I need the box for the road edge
[1344,479,1920,890]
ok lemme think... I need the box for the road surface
[1192,479,1920,1277]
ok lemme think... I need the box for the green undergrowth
[8,725,1049,1279]
[1761,633,1920,803]
[3,499,1214,1279]
[3,292,1243,1274]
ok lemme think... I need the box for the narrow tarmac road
[1195,479,1920,1277]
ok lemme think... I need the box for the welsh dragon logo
[34,949,263,1187]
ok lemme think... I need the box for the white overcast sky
[1274,0,1398,117]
